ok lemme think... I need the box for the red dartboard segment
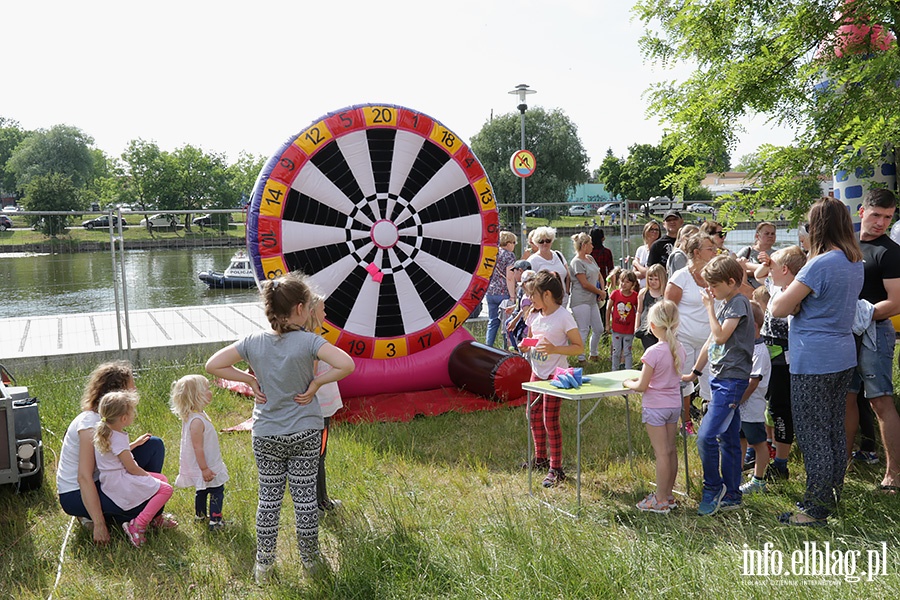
[268,144,308,187]
[246,103,498,359]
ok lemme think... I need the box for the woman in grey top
[206,272,354,584]
[569,232,607,363]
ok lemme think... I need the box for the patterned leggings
[252,429,321,566]
[791,368,853,520]
[529,374,563,469]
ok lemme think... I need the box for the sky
[3,1,795,172]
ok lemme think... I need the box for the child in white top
[524,270,583,488]
[306,295,344,516]
[170,374,230,531]
[738,302,772,495]
[93,391,173,547]
[625,300,686,513]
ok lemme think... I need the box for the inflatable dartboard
[246,104,499,361]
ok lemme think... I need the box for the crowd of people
[51,193,900,583]
[502,195,900,525]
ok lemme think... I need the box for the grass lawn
[2,335,899,598]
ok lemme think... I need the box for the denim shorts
[849,320,895,398]
[740,421,767,445]
[642,406,681,426]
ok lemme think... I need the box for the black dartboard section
[247,104,499,359]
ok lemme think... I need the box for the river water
[0,227,802,319]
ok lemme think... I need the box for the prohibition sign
[510,150,536,178]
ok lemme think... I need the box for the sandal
[150,513,179,529]
[636,493,673,514]
[877,484,900,495]
[122,519,147,547]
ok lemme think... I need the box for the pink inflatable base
[337,327,475,398]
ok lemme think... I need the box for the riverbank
[0,235,245,254]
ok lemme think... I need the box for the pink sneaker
[122,519,146,548]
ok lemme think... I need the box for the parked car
[525,206,552,218]
[82,215,126,230]
[3,205,20,213]
[597,203,621,216]
[0,215,11,231]
[140,213,178,229]
[192,214,213,228]
[567,204,592,217]
[686,203,714,213]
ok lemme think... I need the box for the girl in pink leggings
[93,390,173,547]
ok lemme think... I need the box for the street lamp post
[509,84,536,245]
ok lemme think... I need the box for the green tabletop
[521,369,642,400]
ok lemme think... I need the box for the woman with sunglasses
[700,221,730,256]
[633,221,662,285]
[527,226,571,306]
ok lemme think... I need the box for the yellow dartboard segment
[295,120,333,155]
[473,178,496,211]
[260,180,288,218]
[362,106,398,127]
[476,246,498,279]
[429,125,463,155]
[260,256,287,280]
[373,337,407,359]
[437,305,469,339]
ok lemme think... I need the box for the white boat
[198,251,257,289]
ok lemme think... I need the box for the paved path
[1,302,268,361]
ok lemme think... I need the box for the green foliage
[596,139,727,203]
[470,107,590,209]
[0,117,28,194]
[634,0,900,211]
[22,173,78,236]
[6,124,95,190]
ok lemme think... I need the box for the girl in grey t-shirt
[206,272,354,584]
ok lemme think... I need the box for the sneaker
[742,448,756,471]
[542,467,566,488]
[208,520,226,532]
[764,462,789,482]
[719,492,743,511]
[740,476,767,495]
[254,562,273,586]
[195,513,208,522]
[682,421,697,436]
[521,457,550,471]
[318,498,343,519]
[319,498,342,512]
[636,493,673,514]
[79,517,94,533]
[122,519,146,548]
[697,484,726,516]
[150,513,179,529]
[852,450,879,465]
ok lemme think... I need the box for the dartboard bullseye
[247,104,499,359]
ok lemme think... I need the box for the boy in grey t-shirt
[683,256,755,515]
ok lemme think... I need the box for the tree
[470,107,589,222]
[0,117,28,194]
[121,139,178,211]
[633,0,900,220]
[6,124,94,190]
[595,139,726,204]
[22,173,79,236]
